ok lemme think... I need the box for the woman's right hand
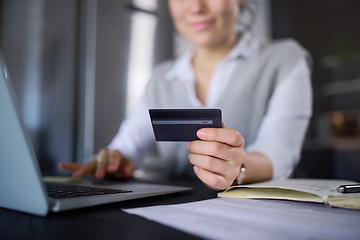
[58,148,135,179]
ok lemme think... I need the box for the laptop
[0,50,191,216]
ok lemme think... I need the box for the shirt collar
[226,31,260,61]
[165,50,194,82]
[165,31,261,82]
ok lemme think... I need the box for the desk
[0,178,215,240]
[1,178,360,240]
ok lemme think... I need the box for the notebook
[0,50,191,216]
[218,179,360,210]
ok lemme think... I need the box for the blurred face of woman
[168,0,241,49]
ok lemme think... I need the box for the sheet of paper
[124,198,360,240]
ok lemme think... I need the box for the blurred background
[0,0,359,181]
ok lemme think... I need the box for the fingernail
[96,170,104,178]
[197,129,207,139]
[108,165,116,172]
[194,166,199,173]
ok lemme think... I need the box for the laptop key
[45,182,132,199]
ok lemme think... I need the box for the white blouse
[108,32,312,179]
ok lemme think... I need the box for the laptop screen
[0,50,49,216]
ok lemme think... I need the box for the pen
[336,183,360,193]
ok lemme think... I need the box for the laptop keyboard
[45,182,132,199]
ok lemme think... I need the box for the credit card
[149,108,222,141]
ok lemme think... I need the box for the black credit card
[149,108,222,141]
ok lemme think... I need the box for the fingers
[106,150,135,178]
[64,161,97,178]
[189,152,239,189]
[108,150,121,172]
[118,157,136,178]
[58,161,97,178]
[188,127,246,190]
[193,166,228,190]
[94,148,109,178]
[58,148,135,179]
[188,153,238,177]
[191,127,245,164]
[58,162,84,172]
[197,127,244,147]
[188,140,234,162]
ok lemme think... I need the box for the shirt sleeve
[107,96,155,167]
[245,57,313,179]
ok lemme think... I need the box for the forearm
[242,58,311,182]
[241,151,273,184]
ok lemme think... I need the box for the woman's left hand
[187,126,245,190]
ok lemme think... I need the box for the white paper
[124,198,360,240]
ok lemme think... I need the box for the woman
[59,0,312,190]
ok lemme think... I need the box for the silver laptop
[0,50,190,216]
